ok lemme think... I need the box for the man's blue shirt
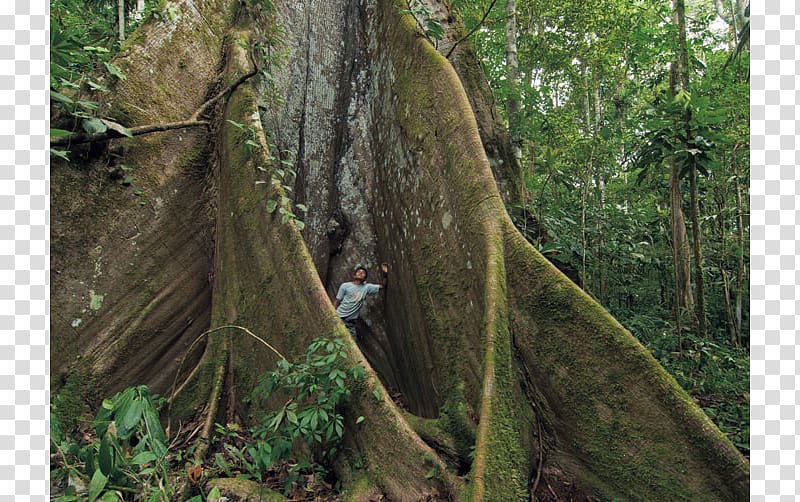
[335,281,381,320]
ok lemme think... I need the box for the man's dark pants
[342,318,358,338]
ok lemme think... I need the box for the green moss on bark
[503,228,748,500]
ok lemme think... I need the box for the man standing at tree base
[334,262,388,338]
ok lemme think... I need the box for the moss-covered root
[468,227,532,502]
[212,33,463,500]
[336,324,464,500]
[503,226,749,501]
[207,477,286,501]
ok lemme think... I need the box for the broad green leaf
[81,118,107,135]
[50,128,73,138]
[97,435,115,475]
[144,405,166,445]
[88,469,108,502]
[150,437,168,458]
[86,79,108,92]
[84,46,110,53]
[266,200,278,213]
[103,62,126,80]
[77,100,100,111]
[50,91,75,105]
[119,399,143,438]
[50,148,71,161]
[131,451,157,465]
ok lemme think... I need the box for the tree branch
[445,0,498,60]
[50,120,211,147]
[51,41,261,149]
[188,44,260,122]
[404,0,437,48]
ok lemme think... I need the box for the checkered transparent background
[750,2,799,500]
[0,0,789,500]
[2,0,49,500]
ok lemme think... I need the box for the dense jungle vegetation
[453,0,749,454]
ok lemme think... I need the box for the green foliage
[226,119,263,155]
[185,486,221,502]
[152,2,181,22]
[402,0,445,45]
[50,0,165,158]
[51,339,365,499]
[632,87,724,184]
[625,318,750,454]
[209,422,267,481]
[51,385,171,501]
[422,453,441,480]
[207,337,365,495]
[228,119,309,230]
[458,0,749,455]
[248,337,366,472]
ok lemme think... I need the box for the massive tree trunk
[51,0,748,500]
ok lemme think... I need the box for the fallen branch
[51,41,261,148]
[50,120,212,147]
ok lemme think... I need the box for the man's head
[353,264,368,283]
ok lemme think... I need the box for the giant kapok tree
[51,0,749,500]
